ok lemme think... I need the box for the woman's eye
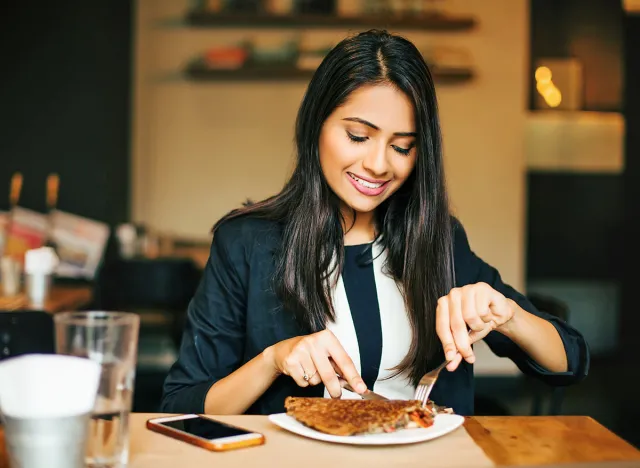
[392,145,411,156]
[346,131,368,143]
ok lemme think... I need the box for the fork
[414,327,479,406]
[413,359,451,407]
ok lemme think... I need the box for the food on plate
[284,397,436,436]
[425,401,454,416]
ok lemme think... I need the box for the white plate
[268,412,465,446]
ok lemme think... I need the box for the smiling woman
[319,85,417,243]
[161,30,589,417]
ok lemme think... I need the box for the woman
[161,30,589,416]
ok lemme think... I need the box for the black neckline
[344,242,374,249]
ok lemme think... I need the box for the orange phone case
[146,416,265,452]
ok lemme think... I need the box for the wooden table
[0,285,93,314]
[465,416,640,466]
[2,414,638,468]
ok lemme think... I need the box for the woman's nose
[361,142,389,177]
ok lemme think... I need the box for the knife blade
[337,375,454,411]
[333,363,390,401]
[340,381,389,401]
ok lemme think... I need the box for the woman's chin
[342,198,381,214]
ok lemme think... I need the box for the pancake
[284,397,435,436]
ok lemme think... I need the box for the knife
[332,357,391,401]
[339,378,452,412]
[339,379,389,401]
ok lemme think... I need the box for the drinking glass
[55,311,140,468]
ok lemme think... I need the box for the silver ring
[302,370,316,382]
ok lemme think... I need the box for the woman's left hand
[436,282,516,371]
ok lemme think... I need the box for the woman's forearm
[203,347,280,414]
[498,299,568,373]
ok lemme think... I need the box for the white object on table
[24,246,59,306]
[268,412,465,446]
[116,223,137,259]
[0,354,102,468]
[0,353,100,418]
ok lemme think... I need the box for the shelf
[527,110,623,118]
[186,64,314,81]
[185,10,476,31]
[184,63,474,84]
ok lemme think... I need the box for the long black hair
[214,30,453,383]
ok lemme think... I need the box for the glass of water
[54,311,140,468]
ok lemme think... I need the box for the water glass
[0,256,21,296]
[54,311,140,468]
[25,272,52,306]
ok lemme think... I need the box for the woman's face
[319,84,417,215]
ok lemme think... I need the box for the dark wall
[527,173,624,280]
[530,0,624,112]
[0,1,132,226]
[621,14,640,355]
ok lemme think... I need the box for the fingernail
[446,351,455,361]
[357,382,367,393]
[468,355,476,363]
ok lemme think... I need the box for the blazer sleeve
[452,219,590,386]
[160,221,248,413]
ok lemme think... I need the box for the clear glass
[54,311,140,468]
[25,272,52,306]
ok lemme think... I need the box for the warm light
[536,81,550,94]
[546,88,562,107]
[535,66,562,108]
[535,66,552,84]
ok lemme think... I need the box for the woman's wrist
[496,298,522,338]
[262,344,281,378]
[495,298,568,373]
[204,346,284,414]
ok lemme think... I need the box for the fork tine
[422,387,430,404]
[414,358,454,404]
[421,386,432,406]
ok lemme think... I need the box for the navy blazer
[161,216,589,416]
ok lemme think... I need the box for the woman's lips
[346,172,390,196]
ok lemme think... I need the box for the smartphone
[146,414,265,452]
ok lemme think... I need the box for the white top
[325,241,415,400]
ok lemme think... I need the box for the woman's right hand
[264,330,367,398]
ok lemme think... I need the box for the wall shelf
[185,9,476,31]
[184,62,474,83]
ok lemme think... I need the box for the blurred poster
[0,208,109,280]
[50,210,110,279]
[1,207,48,259]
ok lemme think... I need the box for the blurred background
[0,0,638,447]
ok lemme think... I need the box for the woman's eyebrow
[342,117,416,137]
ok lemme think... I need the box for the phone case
[146,416,265,452]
